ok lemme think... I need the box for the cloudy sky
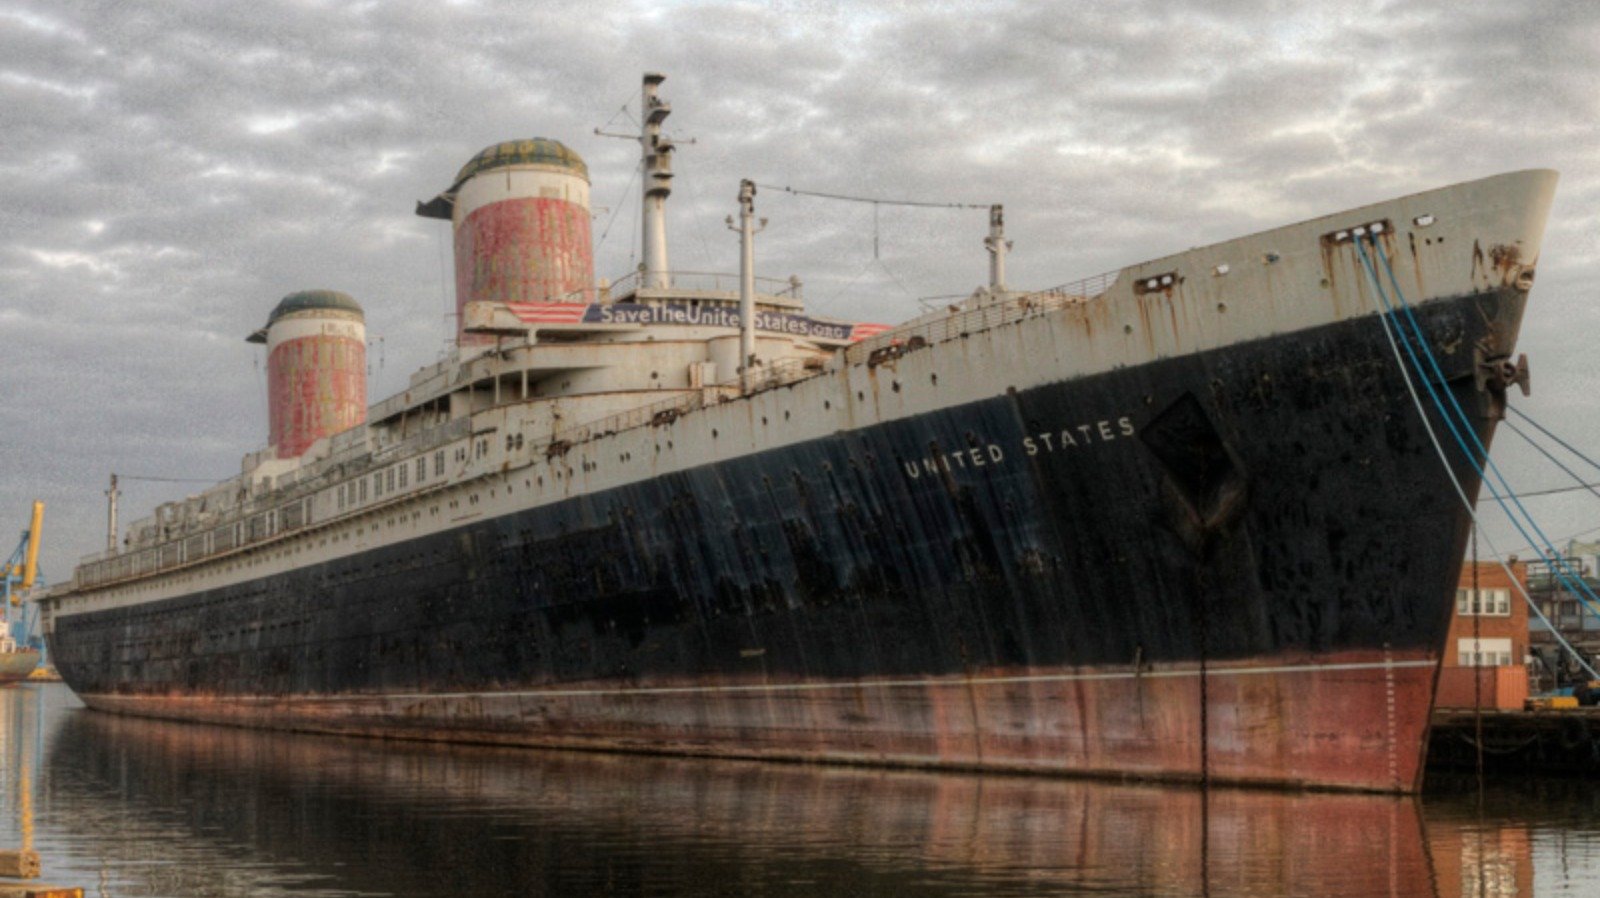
[3,0,1598,580]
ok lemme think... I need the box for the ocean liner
[38,74,1557,792]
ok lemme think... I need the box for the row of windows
[336,450,450,511]
[1456,588,1511,617]
[1457,637,1514,667]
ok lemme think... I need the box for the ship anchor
[1474,345,1530,420]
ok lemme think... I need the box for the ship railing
[839,269,1119,367]
[374,417,471,463]
[549,391,712,448]
[737,356,824,394]
[544,356,826,452]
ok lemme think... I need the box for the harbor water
[3,682,1599,897]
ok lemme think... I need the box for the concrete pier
[1428,708,1600,775]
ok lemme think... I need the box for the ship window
[374,473,384,497]
[435,451,445,476]
[388,469,396,491]
[360,479,368,501]
[399,465,408,489]
[417,458,426,482]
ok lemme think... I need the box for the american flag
[849,322,893,341]
[506,302,591,324]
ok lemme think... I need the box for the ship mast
[985,204,1010,293]
[734,179,765,386]
[105,473,119,555]
[640,73,674,290]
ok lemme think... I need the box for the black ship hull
[49,286,1518,791]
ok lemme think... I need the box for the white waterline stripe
[104,659,1437,705]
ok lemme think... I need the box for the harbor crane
[1,501,46,681]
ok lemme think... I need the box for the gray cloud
[4,0,1599,577]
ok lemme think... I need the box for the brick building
[1434,560,1530,710]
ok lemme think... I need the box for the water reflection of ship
[44,708,1449,897]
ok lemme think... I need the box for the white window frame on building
[1457,637,1513,667]
[1456,587,1511,617]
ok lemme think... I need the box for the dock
[1427,708,1600,775]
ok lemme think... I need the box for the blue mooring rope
[1353,235,1600,677]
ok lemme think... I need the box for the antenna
[105,474,119,555]
[728,179,767,390]
[596,73,679,290]
[985,204,1012,292]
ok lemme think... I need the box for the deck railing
[842,271,1118,367]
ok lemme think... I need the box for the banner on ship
[506,301,890,342]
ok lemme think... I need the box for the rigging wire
[1492,473,1600,500]
[598,87,642,131]
[754,183,989,210]
[595,161,642,255]
[874,257,915,300]
[1353,235,1600,678]
[115,474,221,485]
[683,163,716,270]
[1509,405,1600,478]
[1503,421,1600,504]
[757,182,991,303]
[1499,521,1600,560]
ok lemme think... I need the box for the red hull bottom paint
[81,649,1438,792]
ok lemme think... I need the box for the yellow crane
[3,501,45,599]
[2,502,45,683]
